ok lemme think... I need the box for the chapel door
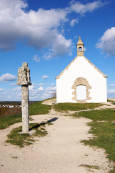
[76,85,86,100]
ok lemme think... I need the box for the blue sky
[0,0,115,101]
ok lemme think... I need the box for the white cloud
[70,1,104,14]
[97,27,115,56]
[33,55,40,62]
[29,84,56,100]
[109,84,115,87]
[0,88,4,91]
[0,83,56,101]
[42,75,48,79]
[29,84,35,91]
[0,73,16,82]
[70,18,78,27]
[38,86,44,91]
[0,0,105,58]
[46,86,56,94]
[0,0,71,57]
[40,85,56,99]
[44,34,72,59]
[108,89,115,94]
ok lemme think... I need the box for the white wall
[56,56,107,103]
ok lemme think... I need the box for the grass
[72,109,115,172]
[0,101,51,129]
[53,103,102,112]
[76,109,115,121]
[6,117,57,147]
[0,114,21,129]
[29,101,51,115]
[6,122,49,147]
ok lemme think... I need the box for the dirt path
[0,110,113,173]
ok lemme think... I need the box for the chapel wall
[56,56,107,103]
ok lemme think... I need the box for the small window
[78,47,82,51]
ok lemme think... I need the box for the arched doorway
[76,85,87,100]
[72,77,91,102]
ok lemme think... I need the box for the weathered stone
[17,62,31,133]
[17,62,31,86]
[22,86,29,133]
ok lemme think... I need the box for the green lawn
[73,109,115,173]
[54,103,102,112]
[0,114,21,129]
[76,109,115,121]
[29,101,51,115]
[0,101,51,129]
[6,123,48,147]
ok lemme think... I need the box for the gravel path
[0,109,113,173]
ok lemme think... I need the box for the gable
[56,56,107,79]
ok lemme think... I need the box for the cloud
[108,90,115,98]
[70,1,104,14]
[42,75,48,79]
[0,0,105,58]
[38,86,44,91]
[97,27,115,56]
[40,85,56,99]
[0,88,4,91]
[108,89,115,94]
[109,84,115,87]
[33,55,40,62]
[0,0,71,57]
[29,84,56,100]
[46,86,56,93]
[70,18,78,27]
[29,84,35,91]
[44,34,72,59]
[0,73,16,82]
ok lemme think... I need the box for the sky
[0,0,115,101]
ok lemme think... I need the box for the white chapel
[56,37,107,103]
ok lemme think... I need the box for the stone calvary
[17,62,31,133]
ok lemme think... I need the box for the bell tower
[77,36,84,56]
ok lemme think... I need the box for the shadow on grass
[7,117,58,148]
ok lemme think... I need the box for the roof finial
[77,36,84,56]
[79,36,81,40]
[77,36,84,45]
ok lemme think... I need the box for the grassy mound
[54,103,102,112]
[29,101,51,115]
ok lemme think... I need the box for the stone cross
[17,62,31,133]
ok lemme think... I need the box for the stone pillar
[17,62,31,134]
[22,85,29,133]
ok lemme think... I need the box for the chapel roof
[56,37,107,79]
[56,56,107,79]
